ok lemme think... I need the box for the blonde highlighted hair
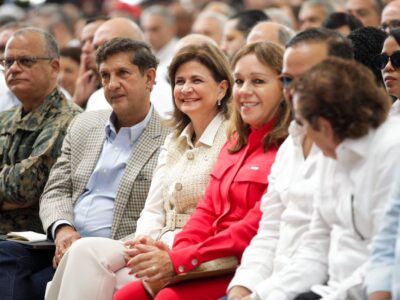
[229,41,291,153]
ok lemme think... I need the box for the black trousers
[0,241,55,300]
[294,291,322,300]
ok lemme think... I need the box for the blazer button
[191,259,198,266]
[175,182,183,191]
[187,152,194,160]
[178,265,185,273]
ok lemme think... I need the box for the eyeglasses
[293,113,318,128]
[380,19,400,32]
[373,51,400,70]
[294,117,304,127]
[0,56,53,69]
[279,75,294,88]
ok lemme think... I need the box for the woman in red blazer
[114,41,291,300]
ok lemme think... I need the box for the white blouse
[228,121,320,298]
[390,99,400,116]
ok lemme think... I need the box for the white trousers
[45,237,136,300]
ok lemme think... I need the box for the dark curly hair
[292,57,391,141]
[348,27,387,86]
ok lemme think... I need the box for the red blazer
[169,119,279,275]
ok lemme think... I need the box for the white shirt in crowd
[150,37,178,119]
[85,88,111,111]
[261,116,400,300]
[228,121,321,299]
[390,99,400,116]
[0,71,19,112]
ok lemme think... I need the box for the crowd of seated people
[0,1,400,300]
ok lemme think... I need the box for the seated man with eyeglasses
[0,28,81,300]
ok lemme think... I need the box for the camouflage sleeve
[39,119,75,233]
[0,119,70,207]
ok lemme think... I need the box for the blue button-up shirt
[366,171,400,299]
[52,106,153,238]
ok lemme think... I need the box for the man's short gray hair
[11,27,59,58]
[141,5,175,26]
[278,25,296,46]
[195,11,228,32]
[302,0,335,17]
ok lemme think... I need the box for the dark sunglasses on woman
[374,51,400,70]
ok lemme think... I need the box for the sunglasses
[380,19,400,32]
[279,75,294,88]
[374,51,400,70]
[0,56,53,69]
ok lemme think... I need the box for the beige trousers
[45,237,136,300]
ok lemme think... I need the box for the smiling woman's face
[173,60,225,121]
[233,53,282,129]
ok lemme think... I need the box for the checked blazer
[39,109,169,240]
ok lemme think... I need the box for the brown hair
[168,43,233,136]
[60,46,81,65]
[293,57,391,141]
[229,41,291,153]
[96,38,158,75]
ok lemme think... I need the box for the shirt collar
[180,113,225,148]
[389,99,400,116]
[156,38,178,62]
[12,88,62,130]
[335,129,372,163]
[249,117,275,139]
[105,105,153,145]
[288,120,306,146]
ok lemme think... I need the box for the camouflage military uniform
[0,88,82,234]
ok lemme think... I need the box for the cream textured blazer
[134,113,228,246]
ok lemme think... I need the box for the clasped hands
[124,236,175,296]
[53,225,81,268]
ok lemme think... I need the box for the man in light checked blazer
[39,38,169,280]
